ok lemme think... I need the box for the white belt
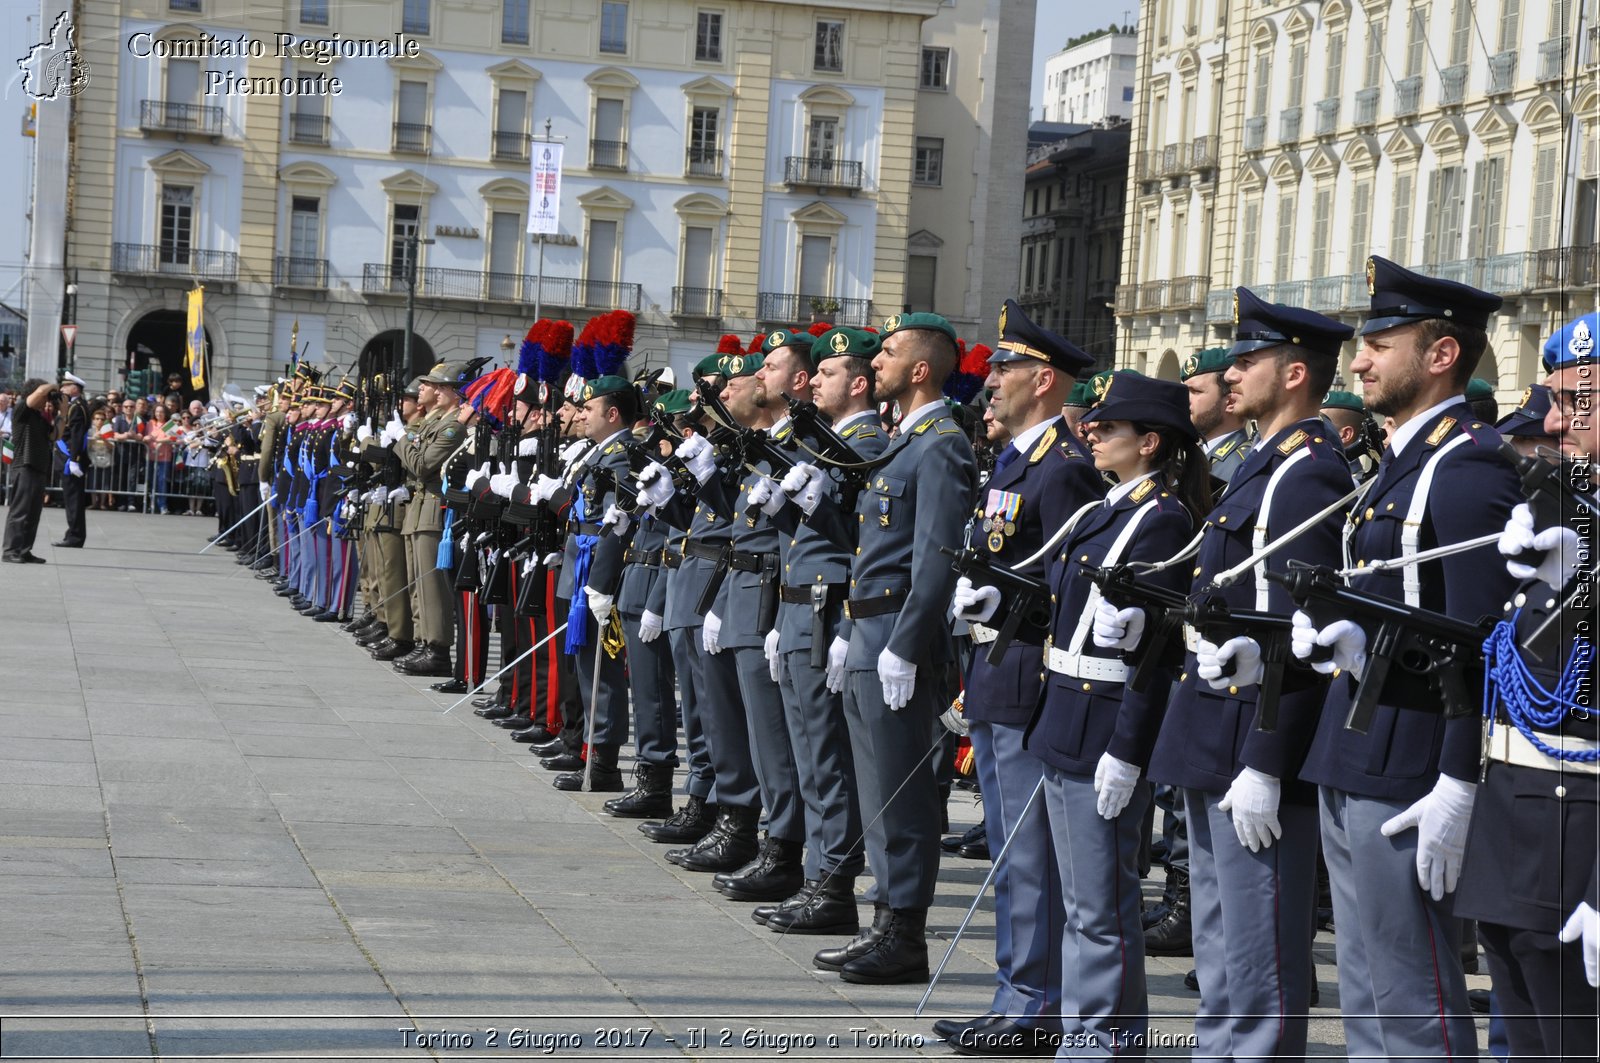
[1485,725,1600,776]
[1046,646,1128,683]
[970,623,998,645]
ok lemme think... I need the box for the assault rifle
[940,547,1052,665]
[1079,565,1191,694]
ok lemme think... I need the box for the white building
[1041,26,1137,125]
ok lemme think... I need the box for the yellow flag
[186,285,206,390]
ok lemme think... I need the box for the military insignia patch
[1426,417,1457,446]
[831,331,850,353]
[1571,319,1593,360]
[885,314,904,333]
[1095,373,1114,401]
[1131,478,1155,502]
[987,529,1006,552]
[442,425,461,441]
[998,304,1008,335]
[1029,425,1058,463]
[1232,292,1240,324]
[1184,354,1199,377]
[728,356,744,377]
[583,385,595,401]
[1277,429,1308,455]
[1519,386,1532,409]
[879,495,892,527]
[1215,437,1237,457]
[770,330,787,348]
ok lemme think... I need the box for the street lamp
[500,333,514,366]
[401,229,436,379]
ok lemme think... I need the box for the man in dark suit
[53,370,90,548]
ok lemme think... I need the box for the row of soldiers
[249,261,1596,1060]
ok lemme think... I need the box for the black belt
[780,582,846,605]
[682,539,730,562]
[664,548,684,569]
[624,547,663,567]
[845,589,908,619]
[728,549,775,573]
[569,521,605,536]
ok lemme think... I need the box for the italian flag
[2,437,12,465]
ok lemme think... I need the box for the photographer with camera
[3,378,58,563]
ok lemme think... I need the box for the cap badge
[1366,257,1377,295]
[831,331,850,353]
[728,356,744,376]
[998,304,1008,335]
[1570,319,1593,360]
[1519,386,1532,409]
[885,314,903,333]
[1093,374,1112,400]
[1232,293,1240,324]
[1183,355,1198,377]
[770,331,787,347]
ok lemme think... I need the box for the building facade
[1115,0,1599,399]
[1041,26,1137,125]
[29,0,1028,391]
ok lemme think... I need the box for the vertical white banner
[528,143,563,235]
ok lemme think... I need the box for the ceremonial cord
[1483,616,1599,763]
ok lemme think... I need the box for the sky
[1032,2,1139,121]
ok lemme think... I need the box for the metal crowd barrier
[41,440,221,515]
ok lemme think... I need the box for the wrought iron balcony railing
[113,242,239,280]
[393,122,431,154]
[1440,64,1469,106]
[361,263,642,311]
[1354,86,1380,127]
[1395,76,1423,118]
[1243,115,1267,153]
[755,292,871,326]
[590,139,629,171]
[672,286,724,318]
[288,112,330,145]
[783,156,864,191]
[139,99,224,137]
[493,131,532,161]
[274,256,329,288]
[686,147,724,178]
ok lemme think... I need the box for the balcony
[113,242,239,280]
[590,138,628,171]
[1167,275,1209,310]
[755,292,872,327]
[1206,288,1234,324]
[1532,245,1599,290]
[360,264,642,311]
[1395,76,1423,118]
[783,156,864,193]
[1243,115,1267,153]
[1427,259,1479,286]
[1271,279,1309,306]
[1314,98,1340,138]
[1135,280,1169,313]
[1133,150,1155,182]
[1440,64,1469,106]
[686,147,723,178]
[274,256,329,288]
[672,286,723,318]
[1538,37,1569,83]
[1488,51,1518,95]
[392,122,431,154]
[139,99,224,138]
[1483,252,1531,294]
[1278,106,1303,144]
[1113,283,1137,315]
[1354,86,1380,128]
[1308,274,1351,312]
[1189,135,1218,171]
[493,131,531,161]
[288,112,329,146]
[1159,142,1185,177]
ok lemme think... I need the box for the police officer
[53,370,90,548]
[1320,388,1384,481]
[1495,381,1558,459]
[1182,348,1253,493]
[1293,256,1521,1059]
[942,301,1103,1049]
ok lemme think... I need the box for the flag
[528,143,563,235]
[1,437,12,465]
[186,285,206,390]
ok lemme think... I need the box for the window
[815,20,844,73]
[600,1,628,54]
[1287,42,1307,108]
[1326,32,1345,98]
[1275,193,1296,282]
[689,106,720,173]
[681,225,716,293]
[907,254,937,313]
[920,47,949,89]
[159,185,194,267]
[288,197,320,281]
[807,116,838,162]
[1363,20,1385,89]
[1406,8,1427,78]
[1252,53,1271,116]
[914,137,944,186]
[488,211,522,297]
[1350,178,1372,272]
[1531,145,1559,247]
[403,0,430,35]
[1171,211,1188,276]
[391,204,420,277]
[1500,0,1522,51]
[799,234,832,296]
[1450,0,1473,66]
[1240,199,1261,287]
[586,219,619,293]
[1551,0,1572,36]
[170,0,201,10]
[502,0,529,45]
[167,58,201,104]
[495,88,528,157]
[1391,172,1414,261]
[1422,166,1466,264]
[1310,187,1333,277]
[1024,245,1036,292]
[300,0,328,25]
[593,98,626,168]
[1468,156,1507,258]
[696,11,723,61]
[1574,177,1598,250]
[396,80,429,151]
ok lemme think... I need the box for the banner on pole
[528,142,563,235]
[186,285,206,390]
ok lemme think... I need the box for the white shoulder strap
[1401,433,1473,606]
[1066,497,1163,658]
[1250,447,1314,610]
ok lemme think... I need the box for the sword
[230,515,329,578]
[440,621,569,715]
[582,612,606,791]
[198,493,275,553]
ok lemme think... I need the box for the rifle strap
[1399,434,1472,607]
[1065,496,1160,659]
[1249,447,1314,611]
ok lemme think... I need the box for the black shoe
[1145,868,1192,956]
[52,539,84,548]
[753,879,821,927]
[1183,968,1199,992]
[838,907,929,985]
[540,752,584,773]
[671,806,760,873]
[395,644,452,677]
[254,569,280,581]
[719,837,805,902]
[531,737,567,757]
[947,1017,1057,1056]
[766,875,859,935]
[1,553,25,564]
[355,624,390,648]
[474,702,514,720]
[369,638,416,661]
[1143,865,1185,929]
[602,763,675,818]
[814,903,892,972]
[311,609,342,622]
[20,552,45,564]
[510,725,555,744]
[554,765,624,792]
[1468,988,1490,1015]
[933,1013,1001,1042]
[350,618,384,640]
[941,821,985,855]
[957,834,991,861]
[471,694,502,710]
[494,714,533,730]
[274,584,298,597]
[342,612,376,633]
[431,678,469,694]
[639,795,718,844]
[296,601,322,615]
[1309,980,1320,1008]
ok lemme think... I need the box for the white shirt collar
[770,414,790,435]
[1106,471,1158,505]
[1388,395,1463,457]
[899,399,948,433]
[1203,430,1239,456]
[1007,417,1057,457]
[599,428,630,448]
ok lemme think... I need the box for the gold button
[784,564,790,572]
[883,589,891,596]
[1356,560,1365,568]
[1332,666,1343,678]
[1051,594,1058,603]
[1229,685,1239,695]
[857,514,864,523]
[850,578,857,587]
[1365,508,1374,520]
[1081,554,1090,563]
[815,574,823,583]
[1082,682,1092,692]
[1218,515,1228,524]
[1193,566,1202,577]
[1314,437,1323,444]
[1180,672,1188,682]
[854,548,860,555]
[1386,502,1395,511]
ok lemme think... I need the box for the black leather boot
[1142,865,1183,929]
[603,762,675,819]
[555,743,624,792]
[369,638,415,661]
[540,751,584,772]
[1144,867,1192,956]
[839,907,929,985]
[753,879,820,927]
[639,795,718,844]
[766,874,859,935]
[395,642,453,677]
[814,902,891,971]
[720,837,804,901]
[431,677,469,693]
[672,805,759,872]
[510,723,555,744]
[355,623,389,648]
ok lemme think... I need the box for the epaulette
[1028,425,1059,464]
[1214,436,1240,459]
[843,422,878,440]
[1460,419,1505,447]
[603,441,625,455]
[920,414,962,436]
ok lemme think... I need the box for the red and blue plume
[944,341,993,404]
[517,319,573,383]
[808,321,833,336]
[716,334,744,355]
[573,310,634,379]
[461,367,518,424]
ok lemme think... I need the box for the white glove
[532,474,564,503]
[342,411,357,431]
[384,412,405,445]
[1092,600,1146,651]
[464,462,490,490]
[558,439,588,464]
[677,432,717,483]
[259,483,272,503]
[540,550,562,567]
[1196,635,1265,690]
[1218,767,1283,852]
[66,460,83,478]
[585,588,614,625]
[877,648,916,711]
[356,420,374,444]
[951,576,1001,624]
[1290,610,1366,676]
[388,485,411,504]
[601,503,631,537]
[749,475,787,517]
[825,635,849,694]
[764,628,782,683]
[638,610,663,644]
[780,462,827,515]
[637,462,675,508]
[1380,774,1478,901]
[1559,902,1600,988]
[1499,502,1582,589]
[516,436,539,458]
[1093,753,1141,820]
[702,611,723,655]
[371,487,389,505]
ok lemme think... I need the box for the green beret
[1086,368,1121,403]
[653,388,693,416]
[761,329,816,356]
[1465,378,1495,401]
[1063,380,1097,409]
[882,312,957,342]
[813,326,882,362]
[722,352,765,379]
[692,354,728,379]
[1180,347,1235,381]
[580,375,632,402]
[1321,389,1365,413]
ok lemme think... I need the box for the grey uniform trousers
[732,646,802,842]
[777,650,863,879]
[667,626,715,801]
[698,645,759,811]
